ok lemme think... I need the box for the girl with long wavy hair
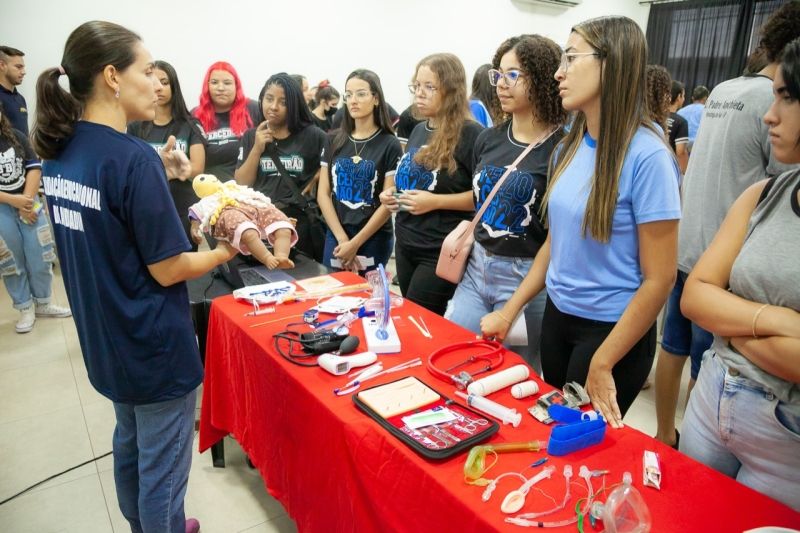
[482,17,681,426]
[193,61,260,180]
[447,34,565,374]
[380,53,483,315]
[128,60,206,249]
[317,69,402,274]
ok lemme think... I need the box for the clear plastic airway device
[318,351,378,375]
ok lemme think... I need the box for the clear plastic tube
[455,391,522,427]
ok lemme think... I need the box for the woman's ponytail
[31,67,82,159]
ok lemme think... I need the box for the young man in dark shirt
[0,46,29,135]
[666,80,689,174]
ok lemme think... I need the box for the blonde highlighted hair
[412,53,472,174]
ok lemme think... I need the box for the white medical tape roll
[510,380,540,399]
[467,364,530,397]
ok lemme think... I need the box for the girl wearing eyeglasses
[482,17,681,427]
[446,35,565,373]
[317,69,402,273]
[380,53,483,315]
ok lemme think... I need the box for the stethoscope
[426,339,505,390]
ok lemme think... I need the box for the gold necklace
[351,129,378,164]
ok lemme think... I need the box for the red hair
[193,61,253,136]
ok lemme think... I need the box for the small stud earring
[115,89,120,99]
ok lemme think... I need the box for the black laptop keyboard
[240,269,268,286]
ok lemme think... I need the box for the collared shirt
[0,84,29,135]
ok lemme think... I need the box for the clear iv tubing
[505,465,595,528]
[455,391,522,427]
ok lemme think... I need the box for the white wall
[2,0,649,119]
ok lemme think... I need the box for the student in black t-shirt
[395,104,423,150]
[192,61,260,181]
[236,73,327,261]
[379,53,483,315]
[667,80,689,174]
[128,60,206,250]
[0,107,71,333]
[310,81,340,132]
[317,69,402,274]
[447,35,566,373]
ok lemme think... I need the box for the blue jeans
[113,389,197,533]
[0,202,56,309]
[681,351,800,511]
[661,270,713,379]
[322,227,393,275]
[445,242,545,374]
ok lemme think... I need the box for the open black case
[353,376,500,459]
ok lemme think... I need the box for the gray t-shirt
[678,75,797,273]
[712,169,800,407]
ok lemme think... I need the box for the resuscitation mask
[591,472,652,533]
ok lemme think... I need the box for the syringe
[455,391,522,427]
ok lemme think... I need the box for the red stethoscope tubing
[426,339,505,385]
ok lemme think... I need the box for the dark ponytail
[31,21,141,159]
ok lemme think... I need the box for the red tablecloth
[199,272,800,532]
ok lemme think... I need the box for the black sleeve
[383,136,403,176]
[676,117,689,143]
[472,127,490,175]
[331,107,345,130]
[127,122,141,137]
[457,122,484,177]
[320,133,333,167]
[188,118,207,147]
[236,128,256,169]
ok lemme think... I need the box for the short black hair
[0,46,24,60]
[781,37,800,101]
[760,1,800,63]
[670,80,685,104]
[692,85,709,101]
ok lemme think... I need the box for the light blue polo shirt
[546,127,681,322]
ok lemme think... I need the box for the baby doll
[189,174,297,269]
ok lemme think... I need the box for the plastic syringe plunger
[455,391,522,427]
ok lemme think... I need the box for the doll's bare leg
[240,228,280,269]
[272,228,295,269]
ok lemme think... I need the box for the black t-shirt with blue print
[472,122,562,257]
[394,120,483,251]
[0,129,40,195]
[320,131,403,233]
[237,124,327,208]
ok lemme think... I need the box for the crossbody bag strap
[265,144,308,209]
[454,139,539,247]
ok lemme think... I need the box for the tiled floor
[0,262,689,532]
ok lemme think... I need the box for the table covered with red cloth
[199,272,800,532]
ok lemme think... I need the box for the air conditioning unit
[515,0,583,7]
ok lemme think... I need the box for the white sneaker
[35,302,72,318]
[16,306,36,333]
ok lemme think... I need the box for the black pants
[283,205,324,263]
[395,241,457,316]
[540,297,656,417]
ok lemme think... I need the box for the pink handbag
[436,141,539,283]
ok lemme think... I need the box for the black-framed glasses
[408,83,438,95]
[559,52,600,73]
[488,69,524,87]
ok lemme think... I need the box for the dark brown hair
[646,64,671,132]
[492,34,567,128]
[0,105,23,156]
[31,21,141,159]
[760,1,800,63]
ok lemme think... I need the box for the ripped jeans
[0,201,56,309]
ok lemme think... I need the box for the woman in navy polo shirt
[32,21,236,533]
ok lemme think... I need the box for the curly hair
[491,34,566,128]
[412,53,471,174]
[646,65,671,132]
[0,106,23,156]
[760,1,800,63]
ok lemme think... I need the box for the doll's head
[193,174,223,198]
